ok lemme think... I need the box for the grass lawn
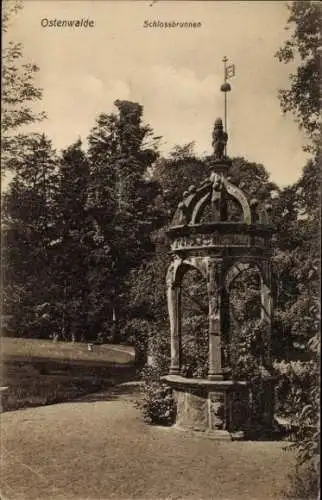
[0,338,297,500]
[0,336,136,412]
[1,389,296,500]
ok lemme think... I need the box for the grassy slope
[0,337,135,412]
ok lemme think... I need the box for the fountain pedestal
[162,375,249,439]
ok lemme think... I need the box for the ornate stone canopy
[165,157,273,382]
[161,115,276,437]
[169,166,272,258]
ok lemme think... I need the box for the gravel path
[0,382,294,500]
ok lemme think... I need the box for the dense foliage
[275,2,320,497]
[3,134,59,338]
[3,101,162,342]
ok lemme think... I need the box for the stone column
[220,286,231,370]
[260,261,275,428]
[167,283,182,375]
[208,260,223,380]
[260,262,272,365]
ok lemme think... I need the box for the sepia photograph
[1,1,320,499]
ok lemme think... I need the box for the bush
[285,461,320,500]
[123,320,175,425]
[274,359,317,421]
[137,365,176,425]
[274,334,320,499]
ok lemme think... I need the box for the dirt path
[0,382,294,500]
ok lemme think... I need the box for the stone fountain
[161,119,275,439]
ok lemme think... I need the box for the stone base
[173,424,232,441]
[161,375,249,439]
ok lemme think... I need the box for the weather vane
[220,57,235,155]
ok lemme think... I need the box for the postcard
[1,1,319,499]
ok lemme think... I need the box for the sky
[4,0,310,187]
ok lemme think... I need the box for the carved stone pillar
[260,261,272,366]
[207,260,223,380]
[220,286,231,371]
[259,261,275,429]
[167,266,182,375]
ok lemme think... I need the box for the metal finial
[220,57,235,156]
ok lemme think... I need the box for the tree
[2,1,46,172]
[86,100,160,340]
[275,3,320,495]
[152,142,206,217]
[273,156,319,352]
[273,0,320,355]
[51,140,91,341]
[275,1,321,148]
[3,134,59,337]
[274,0,320,362]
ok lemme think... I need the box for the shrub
[137,365,176,425]
[123,320,175,425]
[275,334,320,499]
[285,462,320,500]
[274,359,317,421]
